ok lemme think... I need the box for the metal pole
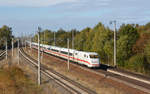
[21,32,23,47]
[67,38,70,70]
[6,39,7,60]
[30,37,32,49]
[12,38,14,57]
[25,40,26,49]
[42,32,45,61]
[41,32,43,62]
[54,32,56,46]
[18,39,20,65]
[30,36,32,53]
[38,27,41,85]
[114,21,117,67]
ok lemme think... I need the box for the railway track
[107,68,150,85]
[0,50,6,59]
[66,57,150,94]
[26,47,150,94]
[19,48,96,94]
[68,60,150,94]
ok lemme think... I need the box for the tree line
[33,22,150,76]
[0,22,149,76]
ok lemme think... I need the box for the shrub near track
[0,66,41,94]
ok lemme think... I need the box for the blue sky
[0,0,150,36]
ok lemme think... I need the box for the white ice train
[28,42,100,68]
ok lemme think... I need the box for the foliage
[144,43,150,74]
[124,54,146,73]
[33,29,79,48]
[132,33,150,54]
[0,25,13,49]
[92,23,113,62]
[117,24,139,66]
[31,22,150,75]
[103,40,114,65]
[144,42,150,64]
[74,27,91,51]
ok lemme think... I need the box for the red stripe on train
[45,49,91,65]
[32,46,92,65]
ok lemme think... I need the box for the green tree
[74,27,91,51]
[42,29,53,45]
[144,42,150,74]
[92,23,113,63]
[125,54,146,73]
[31,22,150,75]
[0,25,13,48]
[104,40,114,65]
[117,24,139,66]
[144,42,150,64]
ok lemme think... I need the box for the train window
[75,53,77,55]
[61,51,72,56]
[84,54,86,57]
[90,55,99,58]
[69,53,72,56]
[51,49,59,52]
[61,51,68,55]
[47,48,50,50]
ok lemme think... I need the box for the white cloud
[0,0,79,7]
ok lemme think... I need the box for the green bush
[124,54,146,73]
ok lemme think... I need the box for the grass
[0,65,41,94]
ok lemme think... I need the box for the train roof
[80,51,98,55]
[31,42,98,55]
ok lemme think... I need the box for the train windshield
[90,55,99,58]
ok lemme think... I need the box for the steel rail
[30,48,150,94]
[0,51,6,58]
[19,48,96,94]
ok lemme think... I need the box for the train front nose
[91,59,100,67]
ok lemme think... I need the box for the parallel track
[19,48,96,94]
[68,57,150,94]
[28,48,150,94]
